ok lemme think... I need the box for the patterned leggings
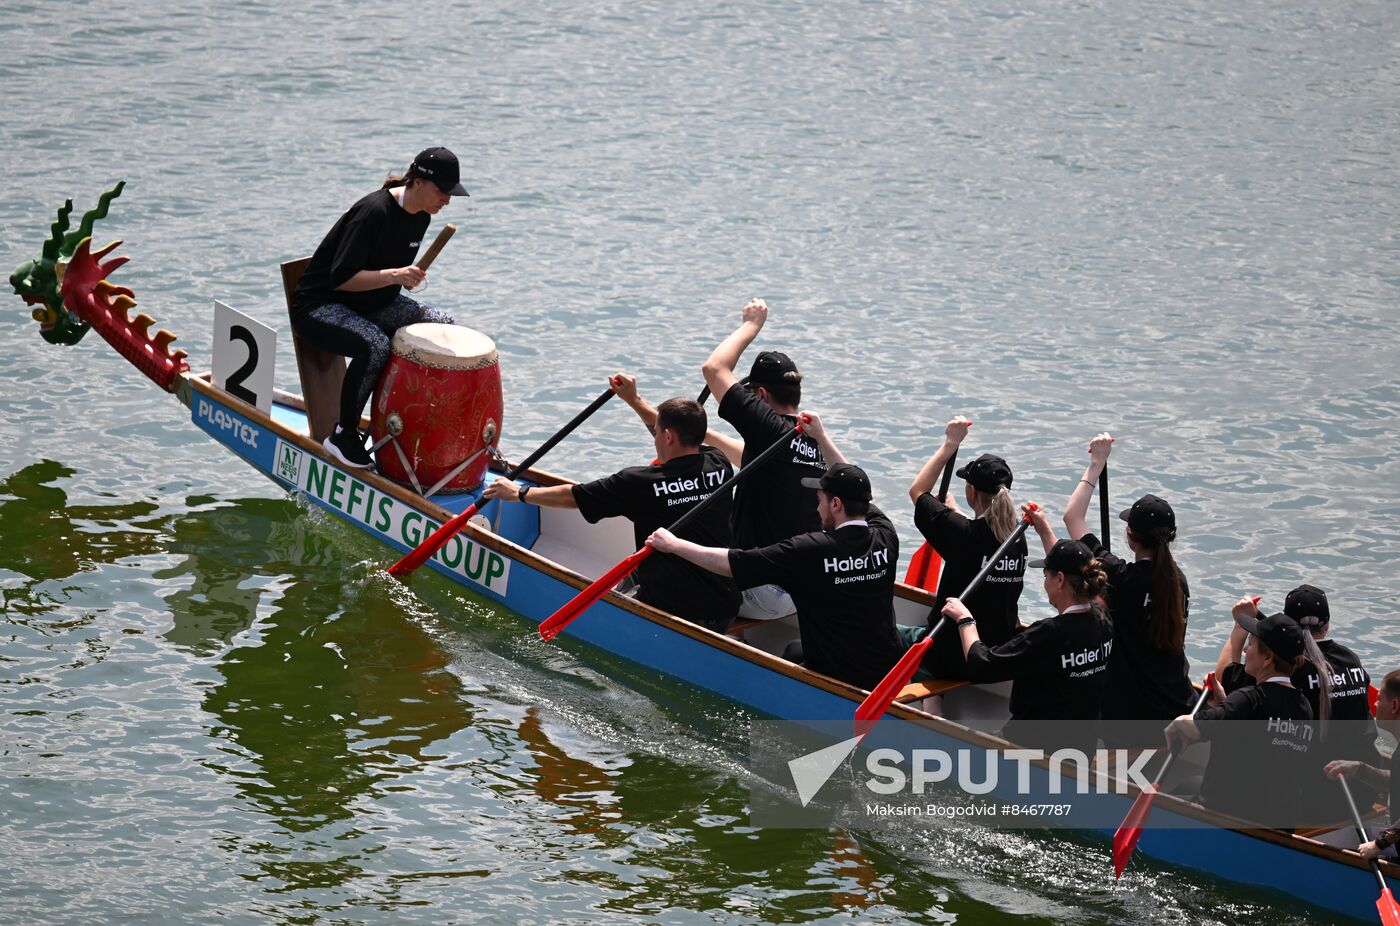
[293,294,457,430]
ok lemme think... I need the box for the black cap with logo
[1284,584,1330,627]
[742,351,801,387]
[411,147,470,196]
[1029,538,1094,573]
[1119,493,1175,535]
[1234,610,1307,660]
[801,463,872,504]
[955,453,1013,494]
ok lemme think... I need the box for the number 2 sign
[212,300,277,415]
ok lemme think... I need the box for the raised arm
[609,373,658,434]
[1213,595,1258,679]
[1022,502,1057,554]
[700,298,767,404]
[797,410,847,466]
[1064,432,1113,540]
[646,527,734,576]
[909,416,971,504]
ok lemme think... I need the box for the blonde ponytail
[981,485,1017,543]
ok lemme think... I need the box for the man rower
[1326,668,1400,861]
[483,387,740,632]
[701,298,831,620]
[647,462,905,691]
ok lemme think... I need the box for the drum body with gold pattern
[370,323,503,492]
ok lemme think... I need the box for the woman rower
[291,147,468,469]
[1166,601,1326,829]
[942,534,1113,751]
[907,416,1027,678]
[1059,433,1193,745]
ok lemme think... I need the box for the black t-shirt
[1079,532,1194,722]
[717,386,826,548]
[963,607,1113,738]
[913,493,1026,677]
[727,504,904,690]
[292,189,431,318]
[571,447,741,632]
[1195,681,1314,827]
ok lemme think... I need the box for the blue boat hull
[186,376,1391,924]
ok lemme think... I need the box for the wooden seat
[280,257,344,444]
[896,678,971,702]
[726,617,780,638]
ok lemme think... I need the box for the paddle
[1112,671,1216,878]
[1339,775,1400,926]
[1099,463,1110,553]
[387,387,616,577]
[904,448,957,591]
[856,506,1033,738]
[538,421,803,641]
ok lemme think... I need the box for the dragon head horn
[65,181,125,255]
[40,199,74,263]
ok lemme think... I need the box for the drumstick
[415,224,456,271]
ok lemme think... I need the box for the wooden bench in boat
[280,257,344,444]
[896,678,971,702]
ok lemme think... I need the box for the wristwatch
[518,486,531,504]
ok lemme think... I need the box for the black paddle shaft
[1099,463,1111,553]
[504,388,615,481]
[667,424,799,536]
[915,517,1032,645]
[937,448,958,503]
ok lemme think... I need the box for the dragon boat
[11,186,1398,924]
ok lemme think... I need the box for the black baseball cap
[411,147,470,196]
[801,463,872,503]
[955,453,1013,493]
[1029,539,1094,573]
[1120,494,1175,534]
[1234,610,1306,660]
[742,351,801,387]
[1284,584,1330,627]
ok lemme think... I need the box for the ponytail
[1301,633,1333,739]
[1145,528,1186,653]
[382,165,428,191]
[980,485,1018,543]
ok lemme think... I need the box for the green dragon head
[10,181,124,345]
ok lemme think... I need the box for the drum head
[391,323,498,370]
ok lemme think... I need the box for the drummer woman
[1060,433,1193,744]
[942,534,1113,750]
[291,147,468,468]
[907,416,1027,678]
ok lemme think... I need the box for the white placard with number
[212,300,277,415]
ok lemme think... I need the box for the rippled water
[2,1,1398,922]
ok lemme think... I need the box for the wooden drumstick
[415,223,456,271]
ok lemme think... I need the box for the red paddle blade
[903,542,943,593]
[388,503,480,577]
[1379,887,1400,926]
[854,636,931,739]
[1112,784,1159,878]
[539,547,654,641]
[1370,684,1381,717]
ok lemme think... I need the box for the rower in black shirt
[943,537,1113,752]
[908,417,1027,679]
[1215,583,1377,822]
[1327,669,1400,862]
[701,299,830,620]
[483,391,740,632]
[1055,433,1194,745]
[1169,602,1322,829]
[647,463,906,691]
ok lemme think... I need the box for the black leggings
[293,295,456,429]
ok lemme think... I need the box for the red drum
[370,323,503,493]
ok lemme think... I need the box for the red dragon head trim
[58,236,189,392]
